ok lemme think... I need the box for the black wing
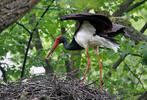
[102,23,126,37]
[61,13,126,42]
[60,13,112,33]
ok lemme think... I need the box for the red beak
[45,40,60,59]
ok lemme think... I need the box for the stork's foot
[80,81,84,85]
[80,78,85,85]
[100,87,102,92]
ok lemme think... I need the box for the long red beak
[45,40,60,59]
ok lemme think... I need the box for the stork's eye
[56,36,61,40]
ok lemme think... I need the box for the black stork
[45,13,126,91]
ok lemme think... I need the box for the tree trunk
[0,0,40,33]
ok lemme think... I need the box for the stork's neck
[62,38,70,50]
[62,37,84,50]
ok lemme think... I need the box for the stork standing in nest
[45,13,126,91]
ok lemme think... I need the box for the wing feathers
[60,13,112,31]
[102,23,126,37]
[61,13,126,41]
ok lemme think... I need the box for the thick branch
[125,25,147,43]
[0,0,40,33]
[140,22,147,33]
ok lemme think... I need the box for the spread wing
[61,13,126,42]
[60,13,112,33]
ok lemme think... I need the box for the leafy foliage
[0,0,147,99]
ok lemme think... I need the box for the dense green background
[0,0,147,99]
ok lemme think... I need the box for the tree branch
[16,22,31,34]
[124,61,145,90]
[112,0,134,16]
[113,53,128,69]
[124,25,147,43]
[130,53,142,57]
[0,0,41,33]
[107,53,142,76]
[21,0,55,78]
[126,0,147,13]
[140,22,147,33]
[112,0,147,43]
[113,53,142,69]
[112,0,147,16]
[0,64,7,83]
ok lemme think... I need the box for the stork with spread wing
[46,13,126,91]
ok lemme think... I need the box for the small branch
[0,64,7,83]
[140,22,147,33]
[107,53,141,76]
[130,53,142,57]
[113,53,128,69]
[16,22,31,34]
[85,79,98,87]
[113,53,142,69]
[112,0,147,16]
[21,0,55,78]
[112,0,134,16]
[126,0,147,13]
[124,61,145,90]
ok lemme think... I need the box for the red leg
[80,50,91,85]
[96,53,102,91]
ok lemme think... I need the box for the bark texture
[0,0,40,33]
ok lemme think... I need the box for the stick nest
[0,75,115,100]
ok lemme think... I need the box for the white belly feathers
[75,21,95,48]
[74,21,119,52]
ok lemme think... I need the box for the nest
[0,75,115,100]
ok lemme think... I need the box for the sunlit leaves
[71,0,99,10]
